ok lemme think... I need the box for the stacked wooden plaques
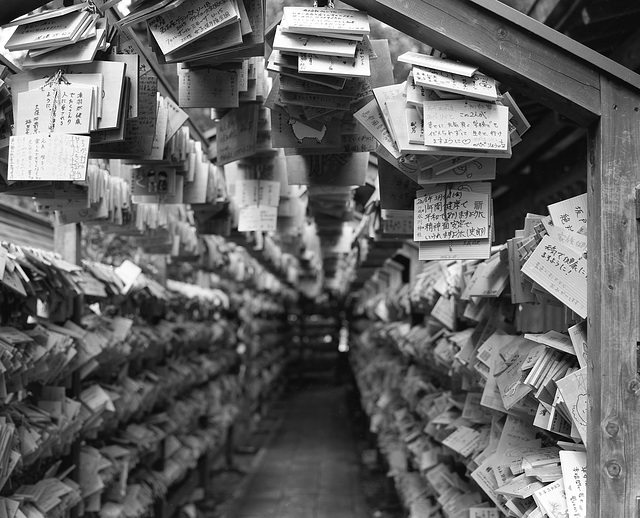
[120,0,265,65]
[266,6,378,154]
[353,51,530,258]
[4,4,108,69]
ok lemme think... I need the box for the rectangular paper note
[298,41,370,78]
[238,205,278,232]
[424,100,510,152]
[521,235,587,318]
[353,99,400,159]
[281,7,370,35]
[16,85,94,135]
[413,66,498,101]
[236,179,281,207]
[468,509,500,518]
[399,52,478,77]
[419,239,491,261]
[555,368,588,446]
[548,193,588,233]
[560,451,587,518]
[273,26,357,57]
[8,134,89,181]
[568,321,588,369]
[178,68,238,108]
[414,190,489,241]
[148,0,239,55]
[381,210,414,235]
[5,10,89,51]
[217,104,258,165]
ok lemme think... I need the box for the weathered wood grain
[0,203,53,250]
[588,76,640,518]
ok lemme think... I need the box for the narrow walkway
[232,385,369,518]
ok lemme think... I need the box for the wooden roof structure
[1,1,639,512]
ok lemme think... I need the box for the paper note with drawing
[555,367,587,446]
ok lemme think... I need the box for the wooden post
[54,223,81,265]
[54,223,83,323]
[588,76,640,518]
[54,222,83,516]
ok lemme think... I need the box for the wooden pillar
[588,77,640,518]
[54,223,81,264]
[54,223,83,323]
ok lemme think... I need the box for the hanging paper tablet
[8,134,90,181]
[414,190,490,242]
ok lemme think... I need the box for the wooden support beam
[0,202,53,250]
[54,223,83,323]
[588,76,640,518]
[342,0,602,125]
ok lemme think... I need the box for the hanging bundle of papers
[177,55,268,111]
[354,51,528,165]
[5,58,131,184]
[349,51,530,257]
[265,6,391,154]
[129,0,266,65]
[4,3,109,69]
[505,193,588,318]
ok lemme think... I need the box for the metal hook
[83,0,100,15]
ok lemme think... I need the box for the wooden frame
[341,0,640,515]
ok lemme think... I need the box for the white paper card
[414,190,489,241]
[238,205,278,232]
[521,235,587,318]
[8,134,89,181]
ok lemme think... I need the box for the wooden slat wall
[0,203,54,250]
